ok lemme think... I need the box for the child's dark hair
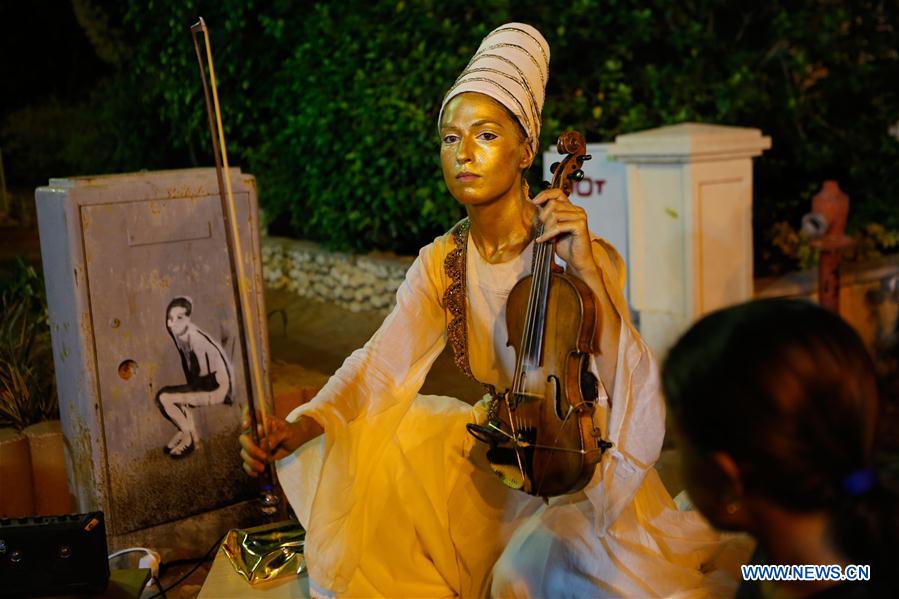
[662,298,897,588]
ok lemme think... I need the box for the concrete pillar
[608,123,771,357]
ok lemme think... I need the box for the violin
[467,131,612,498]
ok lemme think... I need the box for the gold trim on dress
[442,218,499,403]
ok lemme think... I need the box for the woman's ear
[519,141,535,171]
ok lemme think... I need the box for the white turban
[439,23,550,153]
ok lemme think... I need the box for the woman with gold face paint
[240,24,750,598]
[438,90,612,319]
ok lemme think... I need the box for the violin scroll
[551,131,588,196]
[556,131,585,155]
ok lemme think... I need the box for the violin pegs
[583,154,592,161]
[567,170,585,182]
[550,161,560,174]
[541,180,552,189]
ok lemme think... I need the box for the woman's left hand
[532,189,598,276]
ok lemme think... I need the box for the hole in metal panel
[118,360,138,380]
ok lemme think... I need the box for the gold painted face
[439,92,533,206]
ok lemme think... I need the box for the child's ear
[709,451,752,529]
[711,451,744,499]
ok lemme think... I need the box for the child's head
[662,299,894,575]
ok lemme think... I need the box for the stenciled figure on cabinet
[156,296,233,458]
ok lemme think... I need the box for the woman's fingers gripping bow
[239,407,292,476]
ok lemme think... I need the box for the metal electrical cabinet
[36,168,270,551]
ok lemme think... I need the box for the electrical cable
[108,547,150,560]
[157,555,214,570]
[144,533,225,599]
[152,576,168,599]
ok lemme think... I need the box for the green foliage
[531,1,899,275]
[846,223,899,264]
[110,0,509,252]
[249,2,502,252]
[6,0,899,264]
[768,220,818,271]
[0,260,58,431]
[765,220,899,274]
[72,0,130,66]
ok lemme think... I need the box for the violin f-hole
[547,374,564,421]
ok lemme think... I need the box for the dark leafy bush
[113,1,509,252]
[0,260,57,430]
[4,1,898,270]
[247,3,501,253]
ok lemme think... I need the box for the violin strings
[529,223,553,373]
[516,193,554,412]
[518,224,547,393]
[509,229,539,449]
[515,225,553,441]
[508,158,569,485]
[511,219,545,444]
[514,219,543,392]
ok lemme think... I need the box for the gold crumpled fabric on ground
[222,519,306,585]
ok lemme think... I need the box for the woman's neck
[466,182,536,264]
[751,502,848,597]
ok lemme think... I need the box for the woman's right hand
[238,407,319,476]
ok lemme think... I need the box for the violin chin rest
[485,447,527,491]
[466,422,503,445]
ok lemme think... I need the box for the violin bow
[190,17,279,516]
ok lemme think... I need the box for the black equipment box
[0,512,109,597]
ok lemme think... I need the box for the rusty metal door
[80,193,257,534]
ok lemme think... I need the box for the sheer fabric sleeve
[583,237,666,535]
[282,237,449,430]
[275,236,451,593]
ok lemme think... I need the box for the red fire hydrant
[801,181,854,313]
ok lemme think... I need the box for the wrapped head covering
[439,23,550,154]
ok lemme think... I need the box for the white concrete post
[607,123,771,357]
